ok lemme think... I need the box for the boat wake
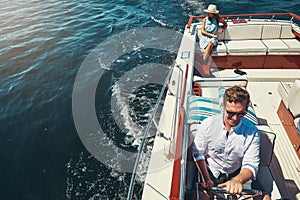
[68,58,173,199]
[111,82,144,147]
[110,52,174,141]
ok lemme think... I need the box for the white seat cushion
[282,39,300,54]
[224,24,263,40]
[262,39,290,54]
[212,41,227,56]
[280,24,295,39]
[277,81,293,107]
[262,25,281,39]
[225,40,267,55]
[217,28,225,41]
[287,80,300,117]
[197,30,227,56]
[193,75,248,87]
[257,125,276,166]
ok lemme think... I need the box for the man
[193,86,270,199]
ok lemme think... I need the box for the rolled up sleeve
[192,121,209,161]
[242,130,260,179]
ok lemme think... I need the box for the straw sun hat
[204,4,219,14]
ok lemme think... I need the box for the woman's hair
[208,13,220,24]
[224,86,250,106]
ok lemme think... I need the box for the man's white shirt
[192,113,260,179]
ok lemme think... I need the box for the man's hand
[218,178,243,194]
[218,168,254,194]
[205,178,214,188]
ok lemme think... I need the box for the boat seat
[187,88,258,125]
[197,22,300,56]
[277,81,293,107]
[278,80,300,128]
[282,39,300,54]
[257,125,276,166]
[223,23,297,56]
[287,80,300,118]
[280,24,296,39]
[212,41,227,56]
[262,39,290,55]
[260,24,299,55]
[193,75,248,87]
[197,29,227,56]
[224,24,263,40]
[256,125,277,195]
[261,24,282,39]
[223,24,268,55]
[225,40,267,55]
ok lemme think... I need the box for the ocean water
[1,0,299,199]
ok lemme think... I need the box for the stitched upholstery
[282,39,300,54]
[226,40,267,55]
[261,24,281,39]
[262,39,290,54]
[201,23,299,55]
[224,24,263,40]
[280,25,296,39]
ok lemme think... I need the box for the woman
[200,4,227,68]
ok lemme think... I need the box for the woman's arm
[218,17,227,33]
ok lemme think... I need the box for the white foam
[151,16,168,27]
[111,82,143,139]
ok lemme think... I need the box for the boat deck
[249,82,300,200]
[134,13,300,200]
[214,69,300,199]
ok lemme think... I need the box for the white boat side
[128,13,300,200]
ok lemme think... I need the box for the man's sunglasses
[226,110,247,118]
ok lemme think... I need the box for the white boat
[127,13,300,200]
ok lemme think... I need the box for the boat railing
[187,12,300,29]
[127,63,183,200]
[170,64,190,200]
[167,64,184,159]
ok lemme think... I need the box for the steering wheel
[204,186,262,200]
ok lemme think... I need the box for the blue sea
[1,0,299,199]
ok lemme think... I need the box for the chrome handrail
[179,63,192,199]
[168,64,184,157]
[169,63,190,199]
[179,110,188,200]
[126,65,175,200]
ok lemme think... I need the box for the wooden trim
[169,107,184,200]
[277,101,300,159]
[187,16,205,29]
[292,30,300,38]
[212,55,300,69]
